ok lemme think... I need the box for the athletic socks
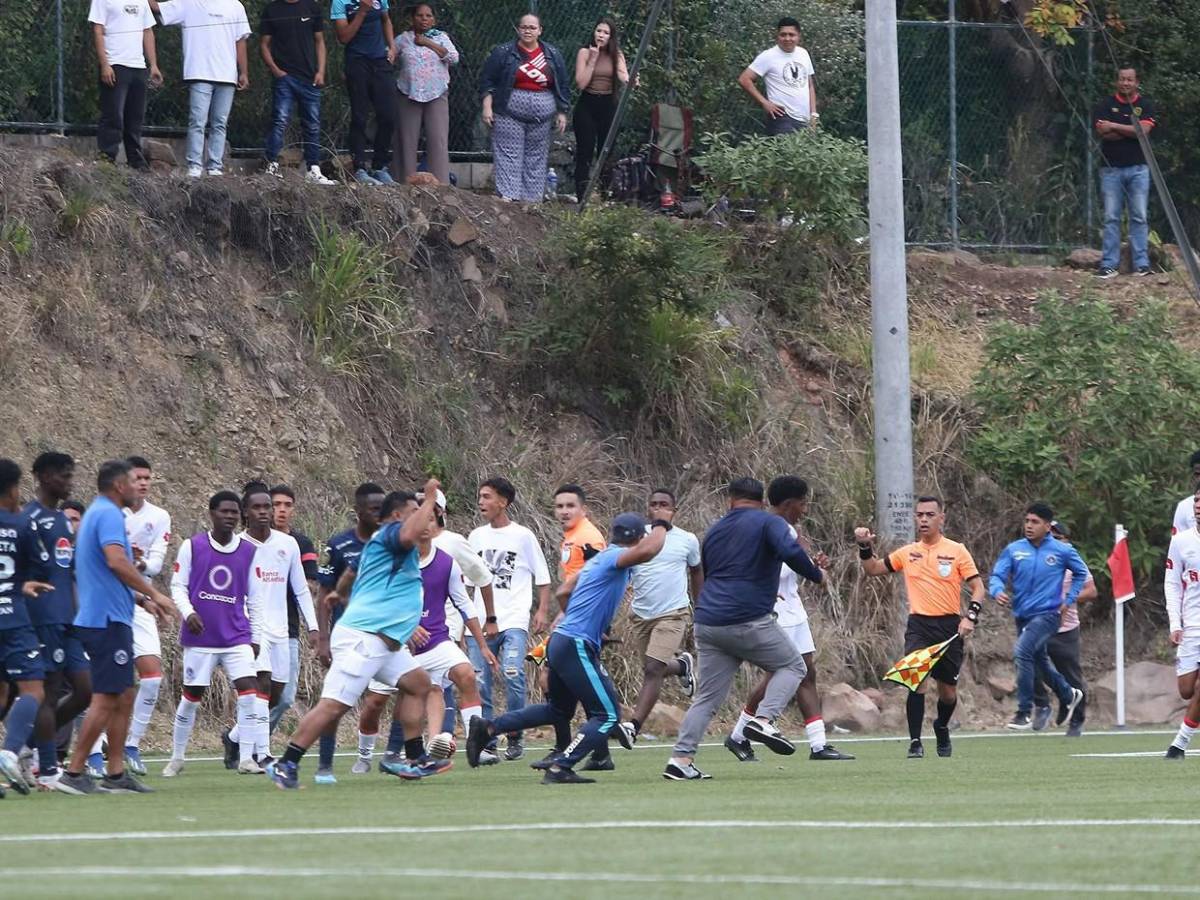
[459,705,482,735]
[731,708,755,743]
[906,692,926,741]
[934,698,957,729]
[37,738,59,777]
[357,731,377,761]
[441,685,456,735]
[253,694,271,758]
[127,674,161,750]
[318,733,336,769]
[1171,716,1199,751]
[235,691,257,763]
[804,716,827,753]
[2,695,39,753]
[386,718,406,755]
[404,736,425,761]
[283,742,306,766]
[172,695,201,761]
[553,718,571,751]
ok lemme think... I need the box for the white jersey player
[1170,452,1200,536]
[1164,490,1200,759]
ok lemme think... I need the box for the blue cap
[610,512,648,545]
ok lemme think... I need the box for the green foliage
[968,293,1200,578]
[696,130,867,239]
[0,219,33,257]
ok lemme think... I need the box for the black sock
[631,718,642,734]
[934,698,957,729]
[404,736,425,760]
[283,742,305,766]
[906,692,926,741]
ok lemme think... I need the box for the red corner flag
[1107,524,1135,604]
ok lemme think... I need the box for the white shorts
[132,604,162,659]
[322,624,421,707]
[782,620,816,656]
[254,636,291,683]
[1176,636,1200,676]
[368,641,470,695]
[181,645,257,687]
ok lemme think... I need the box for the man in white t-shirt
[1170,450,1200,536]
[88,0,162,168]
[738,16,818,136]
[466,476,551,764]
[149,0,251,177]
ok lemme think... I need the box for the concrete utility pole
[866,0,914,543]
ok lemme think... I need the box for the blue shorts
[76,621,134,694]
[37,623,90,675]
[0,626,46,681]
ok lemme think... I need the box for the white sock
[228,723,240,742]
[253,695,271,758]
[460,705,482,733]
[1172,717,1199,751]
[805,717,827,752]
[91,733,105,756]
[128,676,162,749]
[172,696,200,761]
[236,693,257,764]
[730,709,754,742]
[358,731,377,760]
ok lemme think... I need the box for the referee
[855,496,985,759]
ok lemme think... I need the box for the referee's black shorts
[903,614,963,684]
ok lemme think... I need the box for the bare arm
[687,565,703,603]
[314,32,326,85]
[94,24,115,86]
[143,28,162,85]
[809,76,818,117]
[616,524,667,569]
[852,527,890,577]
[261,34,284,77]
[383,14,396,64]
[738,67,781,117]
[555,573,579,611]
[236,39,249,89]
[1077,577,1098,603]
[576,46,598,90]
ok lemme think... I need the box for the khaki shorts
[629,610,690,664]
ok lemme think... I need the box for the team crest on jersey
[185,666,195,681]
[937,558,953,578]
[53,648,65,664]
[123,3,139,13]
[1045,554,1058,566]
[55,536,72,568]
[114,649,129,665]
[560,544,572,564]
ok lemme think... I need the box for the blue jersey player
[467,512,668,783]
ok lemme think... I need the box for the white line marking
[1071,751,1172,758]
[5,865,1198,895]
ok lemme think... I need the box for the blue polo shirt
[340,522,422,644]
[74,495,135,628]
[556,547,631,650]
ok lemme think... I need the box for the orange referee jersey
[885,535,979,617]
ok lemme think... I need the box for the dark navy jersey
[319,528,367,592]
[0,509,50,631]
[22,499,75,626]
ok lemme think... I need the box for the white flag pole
[1115,524,1127,729]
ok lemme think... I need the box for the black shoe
[1096,267,1119,279]
[907,740,924,759]
[1166,745,1186,760]
[809,744,855,760]
[1031,705,1052,732]
[1057,689,1084,726]
[222,728,238,770]
[98,771,154,794]
[582,755,615,772]
[724,736,758,762]
[1007,712,1033,731]
[466,716,491,768]
[742,718,796,756]
[542,766,596,784]
[503,738,525,761]
[933,723,952,757]
[662,760,711,781]
[676,651,696,697]
[54,771,97,796]
[530,751,561,771]
[1066,722,1083,738]
[1133,267,1152,277]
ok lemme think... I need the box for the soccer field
[4,730,1196,898]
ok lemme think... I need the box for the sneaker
[503,737,524,761]
[381,751,403,767]
[55,771,97,796]
[1095,267,1118,279]
[306,165,336,185]
[313,768,337,785]
[466,716,491,768]
[371,168,396,185]
[724,736,758,762]
[18,747,36,788]
[542,766,595,784]
[378,757,418,779]
[478,749,500,766]
[676,651,695,697]
[810,744,856,760]
[269,760,300,790]
[257,755,276,769]
[222,728,238,770]
[37,772,73,793]
[612,721,637,750]
[1066,722,1084,738]
[125,746,146,776]
[407,757,453,778]
[205,168,222,177]
[1165,745,1186,760]
[98,771,154,793]
[1007,712,1033,731]
[265,161,282,178]
[582,754,615,772]
[1133,267,1152,276]
[907,739,925,759]
[1057,688,1084,726]
[0,749,29,795]
[162,758,185,778]
[530,750,561,771]
[742,717,796,756]
[238,758,266,775]
[1032,705,1052,732]
[351,757,372,775]
[354,168,381,186]
[86,751,105,778]
[662,760,711,781]
[933,723,952,758]
[186,166,203,178]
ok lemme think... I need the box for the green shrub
[0,219,33,257]
[968,293,1200,578]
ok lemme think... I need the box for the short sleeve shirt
[886,536,978,618]
[74,496,136,628]
[88,0,155,68]
[560,518,606,581]
[330,0,389,60]
[260,0,323,82]
[1093,94,1157,167]
[748,45,815,122]
[630,526,700,619]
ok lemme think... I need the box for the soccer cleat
[662,761,711,781]
[238,759,266,775]
[1007,712,1033,731]
[408,757,453,778]
[933,723,952,758]
[313,768,337,785]
[351,758,373,775]
[478,749,500,766]
[269,760,300,790]
[1031,706,1052,732]
[743,718,796,755]
[907,740,924,759]
[86,752,105,778]
[1095,267,1118,279]
[162,758,185,778]
[379,758,421,779]
[1057,688,1084,726]
[530,750,560,771]
[724,736,758,762]
[265,161,282,178]
[55,771,97,795]
[125,746,147,776]
[1066,723,1083,738]
[504,737,524,761]
[0,750,30,795]
[1165,745,1186,760]
[582,755,615,772]
[542,766,596,784]
[371,169,396,185]
[810,744,855,760]
[306,165,336,185]
[525,637,549,667]
[221,728,238,770]
[354,168,381,185]
[428,732,456,760]
[99,771,154,793]
[466,716,491,768]
[676,651,696,697]
[612,721,637,750]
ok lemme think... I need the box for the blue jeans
[467,628,528,739]
[265,74,322,166]
[186,81,236,173]
[1100,164,1150,270]
[269,637,301,734]
[1014,611,1073,715]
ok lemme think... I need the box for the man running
[855,495,984,758]
[1165,489,1200,760]
[1172,450,1200,536]
[268,484,320,736]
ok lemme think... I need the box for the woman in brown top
[572,17,629,199]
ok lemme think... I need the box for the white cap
[435,489,447,510]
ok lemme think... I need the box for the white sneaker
[18,746,37,787]
[306,165,336,185]
[206,169,223,177]
[350,757,372,775]
[186,166,203,178]
[478,749,500,766]
[37,772,66,792]
[238,758,266,775]
[162,758,185,778]
[265,161,282,178]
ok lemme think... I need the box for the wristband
[858,543,874,560]
[651,519,673,531]
[966,600,982,623]
[486,616,498,624]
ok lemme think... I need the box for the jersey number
[0,554,13,581]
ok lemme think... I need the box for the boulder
[861,687,884,709]
[1065,247,1102,269]
[448,215,479,247]
[143,138,176,174]
[821,683,881,733]
[460,255,483,283]
[642,702,686,736]
[1090,661,1184,725]
[987,673,1017,701]
[406,171,440,186]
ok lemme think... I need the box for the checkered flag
[882,636,960,692]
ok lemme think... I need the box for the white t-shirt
[1173,494,1195,536]
[748,45,815,122]
[630,526,700,620]
[467,522,550,633]
[775,524,809,627]
[158,0,251,84]
[245,529,316,641]
[124,500,172,578]
[88,0,156,69]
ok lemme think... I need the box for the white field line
[1071,751,1172,758]
[4,865,1199,895]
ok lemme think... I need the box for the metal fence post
[56,0,65,135]
[947,1,959,248]
[1086,23,1095,241]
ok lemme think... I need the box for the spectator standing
[260,0,336,184]
[88,0,162,168]
[391,3,459,184]
[151,0,250,178]
[571,17,629,200]
[1093,67,1156,279]
[331,0,398,185]
[737,17,818,136]
[480,12,570,203]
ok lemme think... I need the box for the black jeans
[572,90,615,197]
[1032,626,1086,725]
[97,65,148,167]
[344,54,395,171]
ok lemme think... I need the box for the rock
[461,255,483,283]
[987,674,1016,700]
[480,289,507,323]
[406,171,440,186]
[821,683,881,732]
[1065,247,1102,269]
[908,249,983,269]
[1090,661,1184,725]
[143,139,177,173]
[861,687,884,708]
[642,702,686,736]
[448,215,479,247]
[267,377,288,401]
[278,147,303,167]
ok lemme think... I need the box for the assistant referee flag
[883,636,959,692]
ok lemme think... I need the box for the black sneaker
[1007,712,1033,731]
[1096,267,1119,279]
[582,755,615,772]
[933,723,952,757]
[1133,267,1152,276]
[222,728,238,770]
[542,766,596,784]
[55,771,97,796]
[742,718,796,755]
[1031,705,1052,732]
[1066,722,1083,738]
[907,740,924,759]
[663,760,711,781]
[724,736,758,762]
[466,717,491,768]
[1057,688,1084,726]
[503,738,525,761]
[612,721,636,750]
[1165,745,1186,760]
[530,751,561,771]
[98,771,154,794]
[810,744,855,760]
[676,651,696,697]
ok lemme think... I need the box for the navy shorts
[37,623,90,675]
[0,626,46,681]
[77,621,134,694]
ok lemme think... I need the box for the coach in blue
[467,512,667,783]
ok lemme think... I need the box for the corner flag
[883,636,959,692]
[1107,524,1135,604]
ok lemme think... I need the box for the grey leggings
[492,88,556,202]
[392,91,450,184]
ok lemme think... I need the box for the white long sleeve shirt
[170,532,263,646]
[1165,528,1200,636]
[1173,494,1196,536]
[246,529,316,641]
[125,500,172,577]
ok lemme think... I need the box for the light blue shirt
[556,547,631,650]
[630,526,700,619]
[341,522,423,644]
[74,495,135,628]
